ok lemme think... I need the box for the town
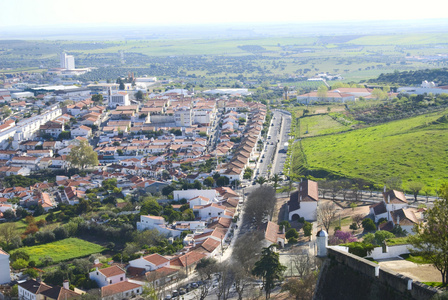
[1,21,448,300]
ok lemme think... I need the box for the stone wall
[314,248,440,300]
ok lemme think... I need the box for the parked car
[179,288,186,295]
[172,290,179,297]
[164,295,172,300]
[191,282,198,288]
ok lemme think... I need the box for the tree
[409,183,448,284]
[282,273,318,300]
[135,90,144,101]
[203,177,215,187]
[1,105,11,117]
[385,176,402,191]
[216,176,229,187]
[407,181,424,202]
[243,186,276,228]
[317,202,337,233]
[0,222,19,247]
[66,140,99,170]
[252,244,287,299]
[196,258,217,300]
[255,176,267,186]
[317,85,328,100]
[361,218,376,232]
[91,94,103,103]
[270,174,282,193]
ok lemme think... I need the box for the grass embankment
[292,109,448,191]
[12,238,105,266]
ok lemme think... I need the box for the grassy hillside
[294,109,448,191]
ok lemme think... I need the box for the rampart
[313,247,440,300]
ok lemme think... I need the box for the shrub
[11,250,29,262]
[285,228,299,243]
[279,221,291,231]
[342,242,375,257]
[12,258,28,270]
[303,221,312,237]
[349,223,358,230]
[362,218,376,231]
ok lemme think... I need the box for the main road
[257,110,292,179]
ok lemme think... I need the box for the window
[120,277,123,281]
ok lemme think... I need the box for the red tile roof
[98,265,125,277]
[142,253,169,266]
[101,281,141,297]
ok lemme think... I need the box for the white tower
[316,229,328,257]
[0,249,11,284]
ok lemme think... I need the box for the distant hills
[2,19,448,40]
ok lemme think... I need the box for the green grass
[0,214,52,233]
[12,238,105,266]
[293,109,448,191]
[400,253,432,264]
[385,237,409,246]
[299,114,349,137]
[422,282,447,288]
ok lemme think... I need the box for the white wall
[366,244,415,260]
[89,268,125,288]
[289,202,317,221]
[0,254,10,284]
[173,189,217,202]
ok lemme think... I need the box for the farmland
[291,109,448,192]
[2,32,448,86]
[12,238,105,266]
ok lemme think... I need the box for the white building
[109,91,130,108]
[18,279,52,300]
[89,265,126,288]
[288,180,319,221]
[71,125,92,138]
[60,52,75,70]
[128,253,170,272]
[101,281,142,300]
[0,249,10,284]
[397,81,448,95]
[173,189,218,202]
[175,108,193,127]
[136,215,182,237]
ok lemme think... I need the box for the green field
[299,115,350,137]
[13,238,104,266]
[293,109,448,191]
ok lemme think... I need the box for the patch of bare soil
[378,259,442,283]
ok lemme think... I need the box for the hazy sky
[1,0,446,28]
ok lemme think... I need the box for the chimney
[387,195,390,204]
[63,280,69,290]
[94,258,100,265]
[384,185,386,193]
[397,215,400,225]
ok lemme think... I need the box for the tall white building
[0,249,11,284]
[60,52,75,70]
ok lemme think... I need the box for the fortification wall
[314,248,440,300]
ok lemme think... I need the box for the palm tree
[255,176,267,186]
[270,174,282,193]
